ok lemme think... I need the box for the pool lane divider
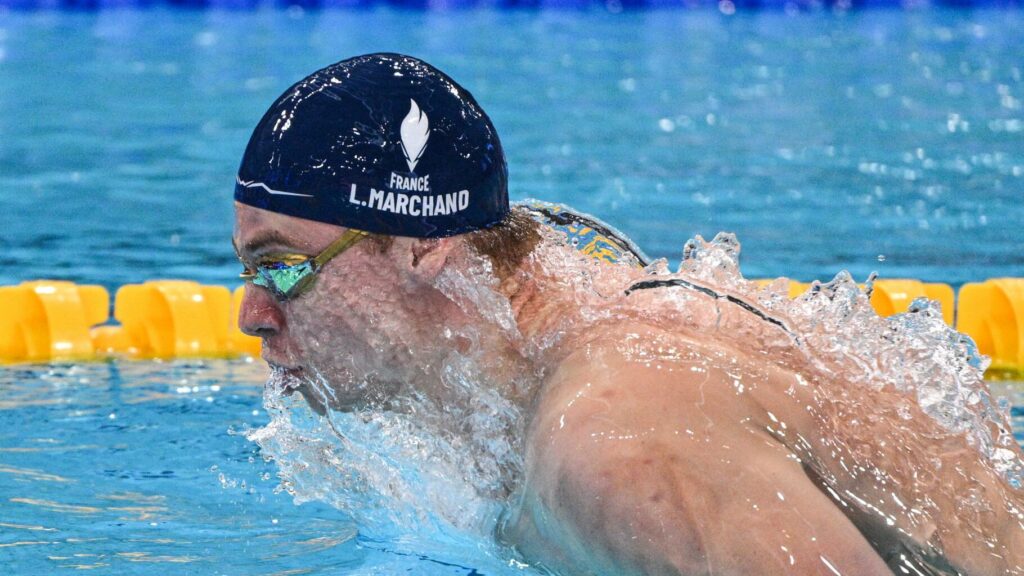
[0,280,109,363]
[0,280,260,364]
[0,278,1022,379]
[956,279,1024,380]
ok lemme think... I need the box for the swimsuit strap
[625,277,798,340]
[517,200,650,268]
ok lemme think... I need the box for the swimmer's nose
[238,285,284,338]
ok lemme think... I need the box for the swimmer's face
[233,201,399,407]
[233,202,460,412]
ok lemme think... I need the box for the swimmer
[232,53,1024,575]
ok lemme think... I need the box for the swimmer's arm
[506,351,891,575]
[512,427,892,575]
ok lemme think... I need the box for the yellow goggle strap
[312,229,370,270]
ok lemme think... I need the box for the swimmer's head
[233,54,539,412]
[234,52,508,238]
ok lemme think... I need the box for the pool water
[1,6,1023,575]
[0,360,507,574]
[1,8,1022,289]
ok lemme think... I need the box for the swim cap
[235,53,508,238]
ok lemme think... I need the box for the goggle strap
[312,229,369,269]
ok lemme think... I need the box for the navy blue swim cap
[235,53,508,238]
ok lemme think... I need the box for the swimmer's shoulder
[548,317,747,396]
[514,320,893,576]
[548,316,812,416]
[533,318,760,445]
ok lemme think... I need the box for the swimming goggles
[238,229,369,301]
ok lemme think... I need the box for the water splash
[247,365,535,572]
[246,229,1023,574]
[677,232,1021,485]
[658,233,1023,572]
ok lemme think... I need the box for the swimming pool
[0,360,503,574]
[2,6,1022,574]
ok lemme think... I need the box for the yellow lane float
[0,278,1021,378]
[869,280,955,326]
[0,280,109,363]
[1,280,261,364]
[957,278,1024,379]
[108,280,233,359]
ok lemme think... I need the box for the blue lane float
[1,0,1020,9]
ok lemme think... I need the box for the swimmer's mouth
[268,363,304,395]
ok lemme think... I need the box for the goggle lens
[253,261,315,299]
[238,229,368,302]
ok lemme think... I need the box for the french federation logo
[400,99,430,172]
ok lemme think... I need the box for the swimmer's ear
[406,237,456,280]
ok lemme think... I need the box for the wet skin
[506,319,1024,575]
[233,202,529,412]
[234,202,1024,576]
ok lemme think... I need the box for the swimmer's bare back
[501,320,1024,576]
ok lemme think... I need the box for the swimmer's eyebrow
[234,230,305,258]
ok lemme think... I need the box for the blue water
[2,9,1023,290]
[0,360,491,574]
[2,7,1023,575]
